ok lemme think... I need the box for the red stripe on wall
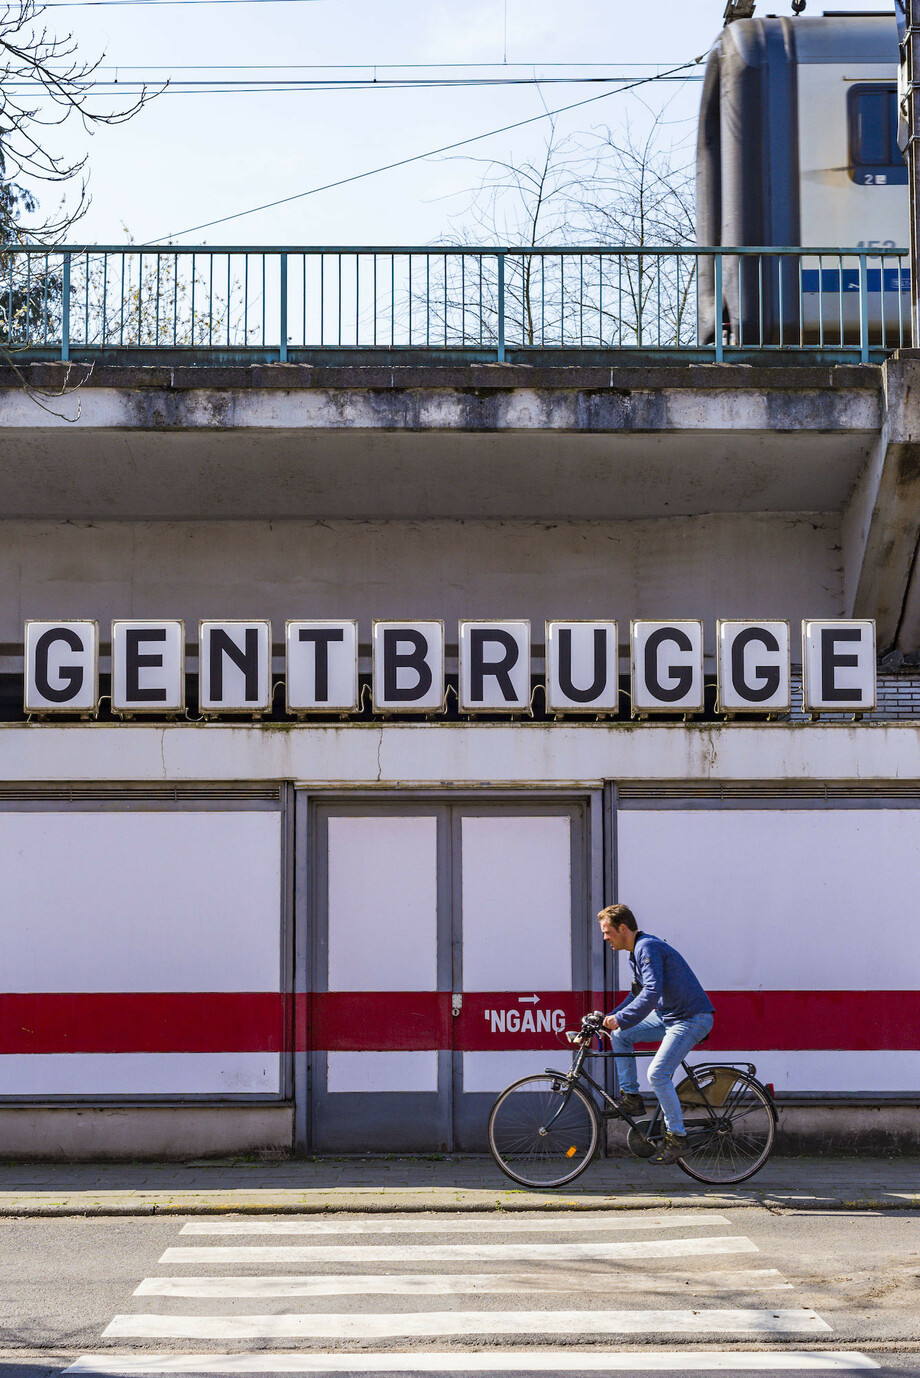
[2,989,919,1054]
[0,992,285,1054]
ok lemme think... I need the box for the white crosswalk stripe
[178,1213,731,1236]
[69,1210,879,1375]
[101,1307,832,1339]
[158,1236,760,1263]
[66,1352,880,1373]
[134,1267,795,1297]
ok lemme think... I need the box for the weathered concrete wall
[0,513,842,654]
[0,1104,293,1161]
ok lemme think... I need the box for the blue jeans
[609,1010,714,1135]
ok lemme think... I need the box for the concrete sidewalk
[0,1154,917,1216]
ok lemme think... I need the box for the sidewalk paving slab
[0,1156,916,1215]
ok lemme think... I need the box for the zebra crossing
[66,1210,879,1375]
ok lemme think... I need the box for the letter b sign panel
[716,620,791,713]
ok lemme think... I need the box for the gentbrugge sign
[22,618,878,717]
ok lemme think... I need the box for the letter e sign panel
[111,620,185,714]
[802,620,876,712]
[372,622,445,712]
[459,620,530,711]
[25,620,98,713]
[199,620,272,713]
[716,620,791,713]
[630,620,704,715]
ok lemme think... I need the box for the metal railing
[0,243,910,365]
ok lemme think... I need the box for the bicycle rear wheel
[676,1070,776,1185]
[488,1073,599,1188]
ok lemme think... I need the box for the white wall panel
[675,1051,920,1096]
[461,816,572,991]
[0,1053,279,1096]
[616,809,920,991]
[0,811,283,992]
[326,1051,439,1094]
[462,1051,560,1093]
[327,816,438,991]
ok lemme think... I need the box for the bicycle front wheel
[488,1073,599,1189]
[676,1071,776,1185]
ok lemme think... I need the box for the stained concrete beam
[843,353,920,650]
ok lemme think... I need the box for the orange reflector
[566,1146,578,1157]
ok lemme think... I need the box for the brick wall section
[786,671,920,723]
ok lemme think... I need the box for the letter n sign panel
[631,620,704,715]
[373,622,445,712]
[803,620,876,713]
[199,620,272,714]
[459,620,530,712]
[25,620,98,713]
[716,620,791,714]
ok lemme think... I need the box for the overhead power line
[1,74,703,94]
[153,56,703,242]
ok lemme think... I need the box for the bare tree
[1,0,156,242]
[434,108,697,350]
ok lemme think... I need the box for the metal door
[305,796,601,1153]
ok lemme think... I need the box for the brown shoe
[650,1131,689,1165]
[618,1093,646,1116]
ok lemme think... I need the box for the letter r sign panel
[803,620,876,713]
[24,620,98,713]
[630,620,704,715]
[716,620,791,713]
[458,620,530,712]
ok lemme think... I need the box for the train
[696,10,909,347]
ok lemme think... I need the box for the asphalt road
[1,1207,919,1377]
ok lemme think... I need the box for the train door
[306,797,600,1153]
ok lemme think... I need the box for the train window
[847,84,908,185]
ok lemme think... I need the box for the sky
[17,0,899,246]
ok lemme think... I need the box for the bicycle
[488,1010,777,1189]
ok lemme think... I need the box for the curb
[0,1191,916,1216]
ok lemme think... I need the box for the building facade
[1,354,919,1158]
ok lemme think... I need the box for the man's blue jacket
[609,931,714,1031]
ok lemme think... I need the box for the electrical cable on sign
[152,56,704,242]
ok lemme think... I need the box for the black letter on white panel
[470,629,519,702]
[35,628,84,704]
[821,628,862,703]
[558,627,608,704]
[383,629,433,703]
[210,628,260,702]
[298,627,344,703]
[644,627,692,703]
[731,627,780,703]
[125,628,167,703]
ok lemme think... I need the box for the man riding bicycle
[597,903,714,1165]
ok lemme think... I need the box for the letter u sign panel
[24,620,98,713]
[630,620,704,715]
[716,620,791,714]
[545,621,619,713]
[458,620,530,712]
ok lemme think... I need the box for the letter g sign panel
[716,620,791,713]
[631,620,704,715]
[25,620,98,713]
